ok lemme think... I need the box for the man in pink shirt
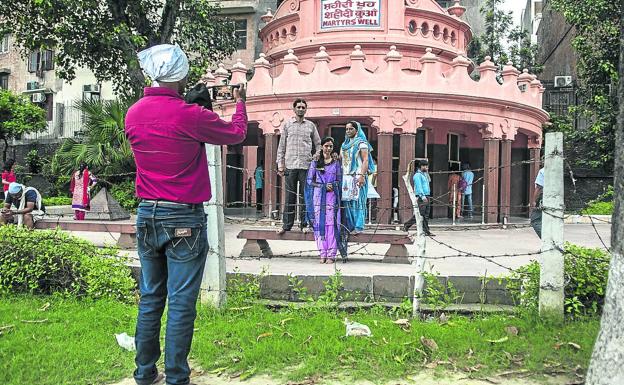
[125,44,247,385]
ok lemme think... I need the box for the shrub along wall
[0,226,136,302]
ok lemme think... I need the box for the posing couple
[276,99,376,263]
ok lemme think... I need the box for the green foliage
[421,271,463,311]
[25,149,44,174]
[508,243,610,317]
[467,0,541,74]
[581,185,614,215]
[42,196,72,206]
[550,0,621,171]
[0,89,47,162]
[51,99,135,179]
[227,267,267,307]
[0,0,238,98]
[0,226,136,302]
[109,181,140,213]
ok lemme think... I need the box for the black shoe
[401,225,409,232]
[425,232,436,237]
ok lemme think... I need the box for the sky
[501,0,527,27]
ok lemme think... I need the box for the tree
[0,0,238,99]
[550,0,621,172]
[0,89,47,162]
[51,99,134,179]
[468,0,541,74]
[584,12,624,385]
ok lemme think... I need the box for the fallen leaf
[439,313,449,324]
[229,306,253,311]
[467,348,474,357]
[0,324,14,336]
[302,335,312,345]
[21,319,48,324]
[232,356,241,363]
[209,367,228,375]
[282,331,293,338]
[394,319,410,327]
[553,342,563,350]
[505,326,519,336]
[190,368,204,377]
[486,336,509,343]
[568,342,581,350]
[239,367,257,380]
[425,361,438,369]
[256,332,273,342]
[463,364,483,373]
[280,317,294,326]
[382,337,389,344]
[38,302,51,311]
[497,369,529,377]
[420,336,439,351]
[229,370,243,379]
[213,339,226,346]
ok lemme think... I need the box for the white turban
[137,44,189,85]
[8,182,23,194]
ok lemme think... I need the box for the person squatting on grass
[305,137,347,264]
[0,182,45,229]
[125,44,247,385]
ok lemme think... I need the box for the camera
[211,80,241,101]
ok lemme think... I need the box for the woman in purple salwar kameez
[306,137,344,263]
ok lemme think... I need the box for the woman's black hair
[316,137,335,171]
[2,158,15,172]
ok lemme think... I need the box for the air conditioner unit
[554,75,573,88]
[26,81,40,90]
[31,92,46,103]
[83,84,101,93]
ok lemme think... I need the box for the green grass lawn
[0,296,600,385]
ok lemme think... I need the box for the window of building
[0,74,8,89]
[436,0,452,8]
[28,49,54,73]
[0,35,9,53]
[415,129,427,158]
[234,19,248,50]
[447,133,460,170]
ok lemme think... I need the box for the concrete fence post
[539,132,565,321]
[201,144,227,307]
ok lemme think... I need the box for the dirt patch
[109,370,574,385]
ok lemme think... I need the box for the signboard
[321,0,381,30]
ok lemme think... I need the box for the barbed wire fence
[1,141,613,313]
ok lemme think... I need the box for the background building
[0,33,115,148]
[212,0,547,224]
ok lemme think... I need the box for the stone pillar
[483,139,500,223]
[528,147,541,215]
[263,133,279,217]
[499,140,512,222]
[377,133,394,224]
[399,133,416,223]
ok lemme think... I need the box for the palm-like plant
[51,99,135,181]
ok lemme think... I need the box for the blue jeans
[463,193,473,217]
[134,201,208,385]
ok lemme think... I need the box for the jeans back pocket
[161,222,206,262]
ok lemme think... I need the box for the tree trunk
[2,137,8,163]
[585,15,624,385]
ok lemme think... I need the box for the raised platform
[237,228,414,264]
[35,218,136,249]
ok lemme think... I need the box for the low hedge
[0,226,136,302]
[509,243,610,317]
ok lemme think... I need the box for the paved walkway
[65,219,611,278]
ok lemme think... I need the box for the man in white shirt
[531,167,545,238]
